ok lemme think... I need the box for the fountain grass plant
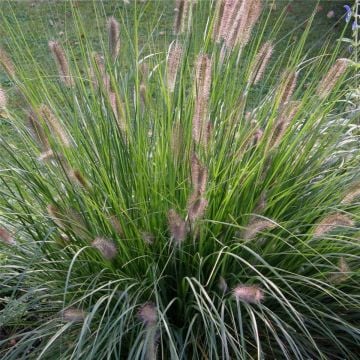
[0,0,359,359]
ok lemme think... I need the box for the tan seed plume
[107,16,120,61]
[316,58,351,99]
[47,204,66,230]
[0,87,7,109]
[168,209,187,244]
[138,303,157,327]
[193,54,212,145]
[191,154,208,195]
[92,237,117,260]
[109,216,124,236]
[187,193,208,222]
[249,41,274,85]
[314,213,354,237]
[269,101,300,149]
[174,0,192,35]
[0,227,16,245]
[0,48,15,77]
[238,0,262,47]
[28,110,51,152]
[62,308,86,322]
[92,52,110,90]
[341,183,360,204]
[39,104,71,147]
[48,40,73,87]
[278,70,298,105]
[166,41,183,92]
[330,257,351,284]
[243,217,277,240]
[171,122,183,162]
[233,284,264,303]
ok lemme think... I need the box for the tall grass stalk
[0,1,359,359]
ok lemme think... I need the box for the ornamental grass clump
[0,1,359,359]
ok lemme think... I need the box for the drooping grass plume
[187,194,208,222]
[62,308,86,323]
[47,204,66,230]
[138,303,157,327]
[0,227,15,245]
[39,104,71,147]
[192,54,212,145]
[48,40,73,87]
[0,87,7,109]
[91,237,117,260]
[173,0,191,35]
[166,41,183,92]
[316,58,351,99]
[243,217,277,240]
[190,154,208,195]
[168,209,187,244]
[107,16,120,61]
[330,257,351,284]
[278,69,298,105]
[341,182,360,204]
[314,213,354,237]
[233,284,264,304]
[27,110,51,152]
[92,52,110,90]
[248,41,274,85]
[269,100,300,149]
[238,0,262,47]
[0,47,15,77]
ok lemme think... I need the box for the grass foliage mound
[0,1,359,359]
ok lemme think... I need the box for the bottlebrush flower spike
[215,0,241,43]
[48,40,73,87]
[92,237,117,260]
[187,194,208,222]
[0,87,7,109]
[47,204,66,230]
[237,0,262,47]
[278,70,298,105]
[166,41,183,92]
[28,110,51,152]
[39,104,71,148]
[107,16,120,61]
[191,154,208,195]
[269,101,301,149]
[173,0,191,35]
[0,48,15,77]
[341,183,360,204]
[249,41,274,85]
[168,209,187,244]
[193,54,212,144]
[233,284,264,303]
[0,227,16,245]
[316,58,351,99]
[62,308,86,322]
[138,303,157,327]
[243,217,277,240]
[314,213,354,237]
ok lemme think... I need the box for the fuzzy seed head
[233,284,264,303]
[62,308,86,322]
[47,204,65,229]
[0,227,16,246]
[191,154,208,195]
[278,70,298,105]
[249,41,274,85]
[341,183,360,204]
[92,237,117,260]
[141,231,155,245]
[166,41,183,92]
[109,216,124,236]
[0,48,15,77]
[39,104,71,147]
[174,0,192,35]
[317,58,351,99]
[314,213,354,237]
[187,194,208,222]
[48,40,73,87]
[0,87,7,109]
[168,209,187,244]
[28,110,51,151]
[243,217,277,240]
[107,16,120,60]
[138,303,157,327]
[218,276,228,293]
